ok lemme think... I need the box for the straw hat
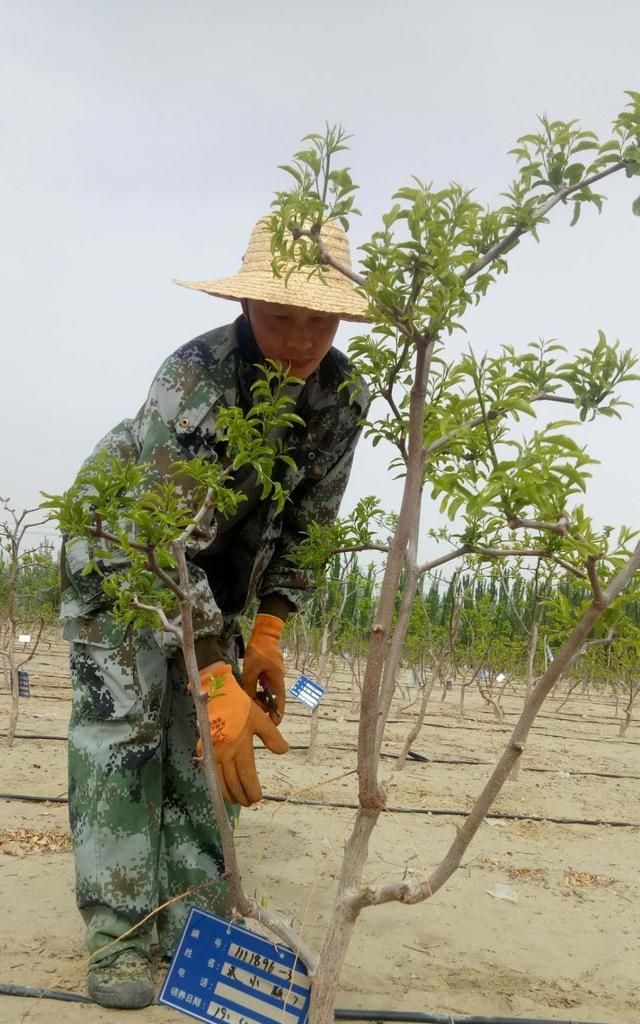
[174,218,370,323]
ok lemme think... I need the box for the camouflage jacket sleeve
[60,325,240,651]
[60,417,142,621]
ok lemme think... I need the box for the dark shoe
[88,949,154,1009]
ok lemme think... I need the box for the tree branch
[331,543,390,558]
[565,627,616,673]
[86,520,188,603]
[551,556,588,582]
[383,388,409,463]
[176,488,216,547]
[171,540,319,972]
[173,540,247,903]
[131,599,182,638]
[294,225,428,348]
[424,390,578,461]
[146,547,187,602]
[375,497,421,754]
[586,554,605,606]
[292,226,366,287]
[415,544,556,578]
[415,545,471,576]
[17,619,46,670]
[506,514,570,537]
[346,539,640,914]
[88,523,148,553]
[497,565,529,636]
[461,161,625,284]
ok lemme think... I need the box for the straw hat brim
[174,271,371,324]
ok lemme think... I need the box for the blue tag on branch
[289,675,325,710]
[159,906,311,1024]
[17,670,30,698]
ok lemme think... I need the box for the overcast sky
[1,0,639,553]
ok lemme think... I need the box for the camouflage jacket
[61,318,367,653]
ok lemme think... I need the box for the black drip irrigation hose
[0,986,611,1023]
[335,1013,610,1024]
[302,713,640,748]
[334,1012,610,1024]
[260,795,640,828]
[0,732,68,741]
[3,790,637,828]
[385,718,640,747]
[0,792,68,804]
[3,731,638,789]
[10,686,626,726]
[2,729,634,782]
[291,745,640,782]
[0,983,92,1004]
[4,705,637,745]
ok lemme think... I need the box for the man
[61,217,369,1008]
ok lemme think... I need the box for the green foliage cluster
[42,97,640,705]
[424,337,638,543]
[43,364,304,632]
[0,539,60,625]
[215,362,305,509]
[303,556,378,637]
[293,496,396,577]
[298,551,640,691]
[272,102,640,680]
[270,125,360,283]
[271,96,640,340]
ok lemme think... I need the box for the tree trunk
[512,631,537,779]
[554,678,582,713]
[4,536,19,748]
[618,684,638,736]
[459,680,468,720]
[6,660,19,747]
[395,674,435,770]
[307,810,379,1024]
[478,683,504,723]
[349,658,362,716]
[308,622,330,764]
[524,620,539,702]
[398,666,420,713]
[298,617,311,675]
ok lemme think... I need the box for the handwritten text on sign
[159,906,311,1024]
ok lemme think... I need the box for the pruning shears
[258,671,280,718]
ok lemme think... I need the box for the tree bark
[4,533,19,748]
[344,541,640,916]
[619,682,638,736]
[309,621,330,764]
[395,673,435,770]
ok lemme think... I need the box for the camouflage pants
[68,625,239,963]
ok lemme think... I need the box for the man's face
[242,300,340,380]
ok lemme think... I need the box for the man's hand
[242,614,286,722]
[198,662,288,806]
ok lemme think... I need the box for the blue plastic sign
[159,906,311,1024]
[289,675,325,710]
[17,670,30,698]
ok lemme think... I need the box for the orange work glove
[198,662,288,807]
[241,614,286,722]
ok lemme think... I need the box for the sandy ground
[1,637,639,1024]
